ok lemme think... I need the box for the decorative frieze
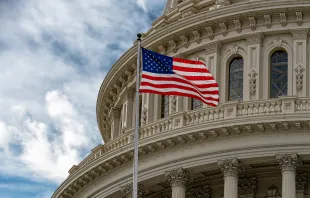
[239,177,258,195]
[218,158,243,178]
[295,64,305,90]
[264,14,272,29]
[276,153,302,173]
[290,28,309,40]
[165,168,192,188]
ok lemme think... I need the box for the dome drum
[53,1,310,198]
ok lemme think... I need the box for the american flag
[139,48,219,107]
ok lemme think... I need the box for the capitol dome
[53,0,310,198]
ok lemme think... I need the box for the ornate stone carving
[249,69,258,96]
[264,14,272,29]
[296,11,303,26]
[158,44,167,54]
[209,0,231,11]
[265,185,281,198]
[171,96,177,112]
[225,45,245,56]
[219,22,228,36]
[169,39,178,53]
[182,10,195,19]
[165,168,192,187]
[218,158,243,178]
[280,12,287,27]
[239,177,258,195]
[206,26,214,40]
[276,153,302,173]
[141,107,148,126]
[295,64,305,90]
[268,37,288,48]
[193,185,212,198]
[180,35,189,48]
[296,173,308,191]
[205,40,222,54]
[233,19,242,33]
[121,184,149,198]
[244,32,264,44]
[290,28,309,40]
[249,16,256,31]
[193,30,201,44]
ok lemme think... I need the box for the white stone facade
[52,1,310,198]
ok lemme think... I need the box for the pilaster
[205,40,222,104]
[244,32,264,101]
[290,28,309,97]
[121,88,135,130]
[109,108,121,140]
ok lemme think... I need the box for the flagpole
[133,33,142,198]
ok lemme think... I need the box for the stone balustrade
[72,96,310,174]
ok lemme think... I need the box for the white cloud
[0,0,165,196]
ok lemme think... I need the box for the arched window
[270,51,288,98]
[228,57,244,101]
[191,98,203,110]
[161,95,169,118]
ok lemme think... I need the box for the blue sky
[0,1,165,197]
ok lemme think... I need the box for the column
[165,168,191,198]
[244,32,264,101]
[276,153,302,198]
[218,158,242,198]
[290,29,309,97]
[205,41,222,104]
[109,108,121,140]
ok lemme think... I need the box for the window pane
[270,51,288,98]
[191,98,203,110]
[161,95,169,118]
[228,57,244,101]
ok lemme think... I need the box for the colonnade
[122,153,303,198]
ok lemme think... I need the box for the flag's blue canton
[142,48,174,74]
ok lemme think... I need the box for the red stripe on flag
[173,57,205,65]
[139,89,219,107]
[140,82,219,95]
[172,66,210,73]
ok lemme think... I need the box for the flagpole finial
[137,33,142,40]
